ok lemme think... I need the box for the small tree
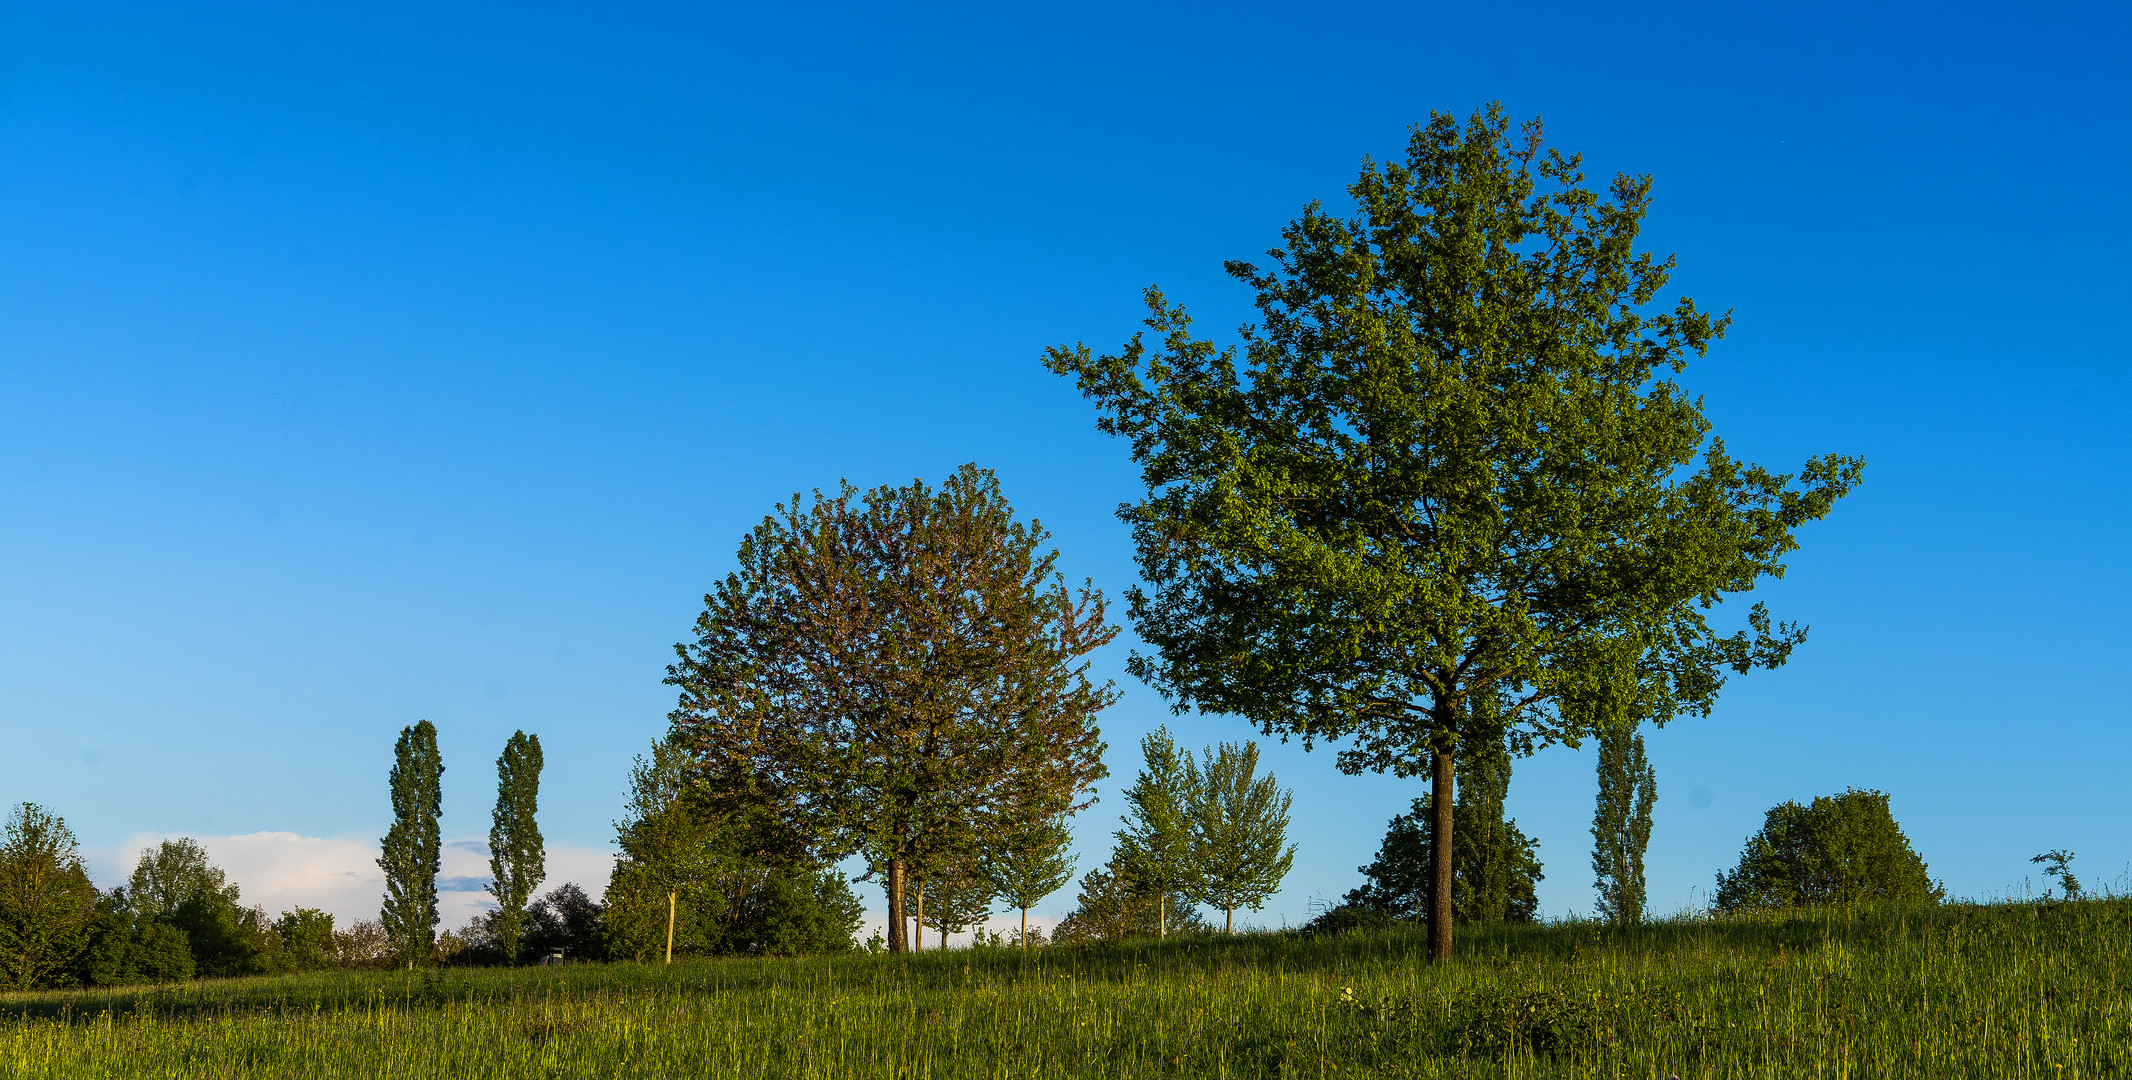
[488,730,546,964]
[1341,791,1541,924]
[913,860,991,949]
[379,719,445,968]
[1113,726,1201,938]
[2032,850,2081,901]
[0,803,98,990]
[982,815,1077,947]
[1591,723,1656,923]
[609,734,730,964]
[1714,789,1942,911]
[1188,740,1296,933]
[276,908,338,970]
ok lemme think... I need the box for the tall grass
[4,898,2128,1078]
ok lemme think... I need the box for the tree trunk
[664,889,676,964]
[1225,905,1234,934]
[913,882,925,953]
[887,859,908,954]
[1159,891,1167,939]
[1429,743,1455,962]
[1020,906,1028,948]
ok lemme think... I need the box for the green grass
[5,898,2130,1078]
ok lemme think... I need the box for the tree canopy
[667,464,1117,952]
[379,719,444,967]
[1715,789,1943,911]
[488,730,546,964]
[1045,104,1861,958]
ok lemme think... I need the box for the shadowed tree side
[1045,104,1862,960]
[488,730,545,964]
[379,720,444,969]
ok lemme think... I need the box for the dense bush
[1714,788,1943,911]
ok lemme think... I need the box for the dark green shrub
[1714,788,1943,911]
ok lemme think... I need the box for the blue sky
[2,1,2127,933]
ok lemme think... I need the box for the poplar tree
[1113,727,1200,938]
[488,730,545,963]
[1045,104,1862,960]
[668,464,1117,953]
[981,815,1077,947]
[1591,722,1656,923]
[1187,741,1295,933]
[378,720,444,968]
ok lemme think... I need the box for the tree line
[8,102,1911,987]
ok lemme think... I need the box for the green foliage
[980,814,1076,946]
[1111,726,1199,937]
[667,464,1117,952]
[720,868,862,957]
[126,838,240,919]
[379,720,445,967]
[908,861,990,949]
[0,804,98,990]
[1051,856,1205,944]
[1336,787,1542,927]
[123,838,272,979]
[76,889,195,986]
[276,908,338,972]
[605,735,731,964]
[1715,788,1944,911]
[1186,740,1295,932]
[487,730,546,964]
[524,883,606,962]
[1046,105,1861,959]
[2032,849,2081,901]
[1591,723,1656,923]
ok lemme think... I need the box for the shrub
[1714,788,1943,911]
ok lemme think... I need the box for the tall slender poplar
[1592,722,1656,923]
[488,730,545,963]
[378,720,444,968]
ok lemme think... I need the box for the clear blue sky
[3,1,2127,929]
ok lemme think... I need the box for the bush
[1714,788,1943,911]
[721,868,862,957]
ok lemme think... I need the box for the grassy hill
[4,898,2128,1078]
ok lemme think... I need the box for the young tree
[379,719,444,968]
[275,908,338,970]
[1045,104,1862,960]
[1591,722,1656,923]
[1188,740,1296,933]
[1715,789,1942,911]
[667,464,1118,953]
[2032,850,2081,902]
[1340,786,1542,925]
[913,859,991,949]
[981,815,1077,947]
[608,734,730,963]
[1050,856,1203,944]
[488,730,546,964]
[0,803,98,990]
[1113,727,1201,938]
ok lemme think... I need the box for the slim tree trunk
[887,859,908,954]
[1225,905,1234,934]
[1159,891,1167,938]
[1020,906,1028,948]
[913,882,925,953]
[1429,743,1455,963]
[664,889,676,964]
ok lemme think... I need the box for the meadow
[3,899,2127,1079]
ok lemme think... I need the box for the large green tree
[1112,726,1200,938]
[487,729,545,964]
[1715,789,1942,911]
[0,803,98,990]
[1187,740,1295,933]
[1045,105,1861,959]
[667,464,1117,953]
[378,719,444,968]
[125,838,268,978]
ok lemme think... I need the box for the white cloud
[93,832,614,930]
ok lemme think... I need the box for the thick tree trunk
[887,859,908,954]
[664,889,676,964]
[1429,744,1455,962]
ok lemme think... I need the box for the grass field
[4,898,2128,1078]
